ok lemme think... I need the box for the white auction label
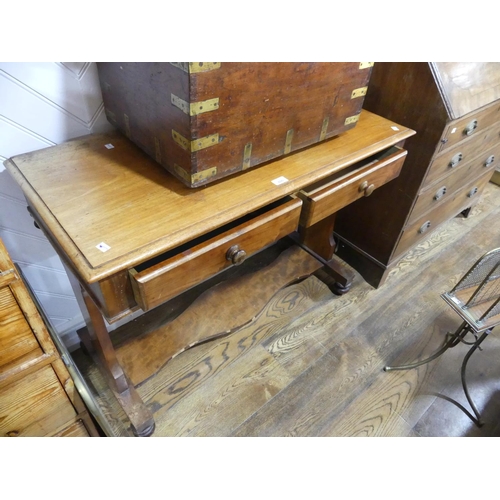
[104,144,115,149]
[96,242,111,252]
[272,176,289,186]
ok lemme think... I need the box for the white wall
[0,62,113,349]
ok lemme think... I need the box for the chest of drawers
[334,62,500,287]
[0,238,98,437]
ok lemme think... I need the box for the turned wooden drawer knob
[226,244,247,265]
[359,181,375,196]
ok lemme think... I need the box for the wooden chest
[333,62,500,287]
[97,62,374,187]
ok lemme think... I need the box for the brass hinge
[172,130,220,152]
[242,143,252,170]
[173,164,218,184]
[320,117,329,141]
[171,94,220,116]
[170,62,221,73]
[359,62,375,69]
[351,86,368,99]
[345,114,360,126]
[284,129,294,154]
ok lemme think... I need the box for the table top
[5,110,415,283]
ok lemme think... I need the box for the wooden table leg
[296,213,355,294]
[80,290,155,437]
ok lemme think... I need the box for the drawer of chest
[394,170,493,259]
[298,146,407,228]
[0,364,77,437]
[0,285,43,376]
[437,101,500,154]
[424,120,500,188]
[129,196,302,311]
[408,143,500,225]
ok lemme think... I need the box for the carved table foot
[332,281,352,295]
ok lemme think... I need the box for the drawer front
[394,171,493,259]
[130,197,302,311]
[437,101,500,154]
[0,286,42,373]
[299,146,407,228]
[0,365,77,437]
[424,120,500,188]
[408,143,500,225]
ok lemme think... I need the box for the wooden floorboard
[72,182,500,437]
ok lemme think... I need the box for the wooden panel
[130,198,302,311]
[408,144,500,225]
[96,271,137,321]
[0,365,77,437]
[423,120,500,188]
[298,147,406,228]
[0,286,42,371]
[431,62,500,119]
[333,63,449,266]
[5,110,414,284]
[437,99,500,154]
[394,172,494,258]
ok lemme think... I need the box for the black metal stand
[384,321,493,427]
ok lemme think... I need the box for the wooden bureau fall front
[4,110,414,436]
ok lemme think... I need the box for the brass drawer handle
[434,186,447,201]
[358,180,375,197]
[464,119,478,136]
[449,153,463,168]
[418,221,431,234]
[226,244,247,265]
[468,187,479,198]
[485,155,495,167]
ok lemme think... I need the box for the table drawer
[298,146,407,228]
[394,171,493,259]
[129,196,302,311]
[423,120,500,188]
[437,101,500,154]
[408,143,500,225]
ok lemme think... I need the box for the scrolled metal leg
[384,321,470,372]
[461,329,491,427]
